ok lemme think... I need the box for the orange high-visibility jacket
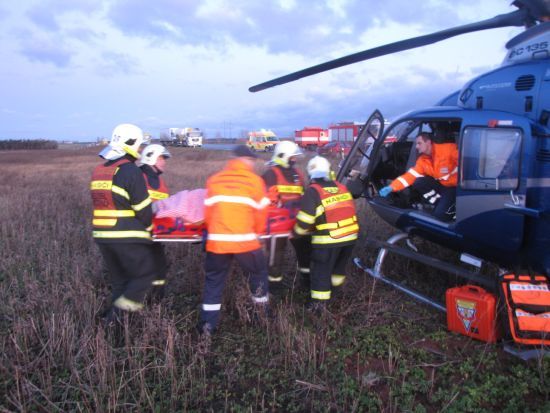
[204,158,270,254]
[390,142,458,192]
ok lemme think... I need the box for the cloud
[0,6,10,22]
[25,0,101,32]
[27,5,60,31]
[95,51,143,76]
[104,0,491,58]
[17,31,74,67]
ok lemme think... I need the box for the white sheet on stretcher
[153,188,206,223]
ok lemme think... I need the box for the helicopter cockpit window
[460,127,522,191]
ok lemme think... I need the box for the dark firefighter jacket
[91,155,153,243]
[292,178,359,247]
[262,165,305,208]
[140,164,169,201]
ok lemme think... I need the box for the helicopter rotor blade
[249,10,528,93]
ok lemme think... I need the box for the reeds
[0,147,547,412]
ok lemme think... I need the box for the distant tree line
[0,139,58,150]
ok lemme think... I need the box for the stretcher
[153,207,297,265]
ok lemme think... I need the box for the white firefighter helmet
[307,155,331,179]
[99,123,144,160]
[271,140,303,168]
[140,144,171,166]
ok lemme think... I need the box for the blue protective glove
[379,186,393,197]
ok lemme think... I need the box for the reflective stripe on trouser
[310,244,355,300]
[311,290,331,300]
[114,295,143,311]
[97,243,157,310]
[201,248,268,329]
[331,274,346,287]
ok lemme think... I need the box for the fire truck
[327,122,364,142]
[294,126,329,150]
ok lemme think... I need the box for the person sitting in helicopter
[379,132,458,221]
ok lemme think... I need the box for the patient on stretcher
[152,188,295,238]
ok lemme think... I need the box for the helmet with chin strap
[307,155,332,179]
[99,123,144,160]
[270,140,303,168]
[140,144,171,166]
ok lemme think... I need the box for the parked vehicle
[159,127,203,147]
[247,129,279,151]
[317,141,352,157]
[294,126,329,150]
[181,127,203,147]
[160,128,180,146]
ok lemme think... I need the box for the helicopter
[250,1,550,355]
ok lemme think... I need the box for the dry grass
[0,147,548,412]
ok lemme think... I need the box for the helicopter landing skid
[354,232,496,311]
[502,343,549,361]
[354,232,445,312]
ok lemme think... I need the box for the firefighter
[292,156,359,312]
[261,140,307,291]
[198,145,271,335]
[91,123,156,324]
[139,144,171,301]
[379,132,458,221]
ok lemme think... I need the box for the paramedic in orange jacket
[379,133,458,221]
[198,145,271,334]
[262,140,306,290]
[139,144,171,301]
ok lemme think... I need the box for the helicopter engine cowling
[457,59,550,127]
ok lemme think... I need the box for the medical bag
[499,273,550,346]
[446,285,500,343]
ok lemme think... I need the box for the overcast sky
[0,0,523,141]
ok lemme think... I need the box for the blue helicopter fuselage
[368,52,550,274]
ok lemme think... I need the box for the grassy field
[0,147,548,412]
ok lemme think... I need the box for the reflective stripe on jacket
[91,157,152,242]
[141,164,169,201]
[205,158,270,253]
[293,179,359,247]
[266,166,305,207]
[390,142,458,192]
[143,171,169,202]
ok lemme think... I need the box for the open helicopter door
[337,110,385,195]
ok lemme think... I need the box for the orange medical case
[446,285,500,343]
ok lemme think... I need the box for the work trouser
[150,243,168,300]
[413,177,456,221]
[310,243,355,302]
[290,235,312,289]
[97,243,157,312]
[200,248,269,330]
[265,236,287,285]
